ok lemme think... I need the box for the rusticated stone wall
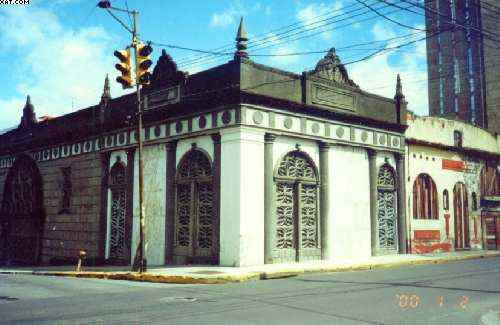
[38,152,102,264]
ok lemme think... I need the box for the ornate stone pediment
[309,48,358,88]
[148,49,187,91]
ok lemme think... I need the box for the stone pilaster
[318,141,330,259]
[165,140,177,264]
[125,148,135,265]
[396,153,407,254]
[367,149,378,256]
[264,133,277,264]
[98,151,111,261]
[211,133,222,264]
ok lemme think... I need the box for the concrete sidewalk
[1,250,499,284]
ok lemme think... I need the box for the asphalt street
[0,257,499,325]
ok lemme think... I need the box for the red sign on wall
[442,159,465,171]
[414,230,441,241]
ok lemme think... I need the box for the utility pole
[98,0,150,273]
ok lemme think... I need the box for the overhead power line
[396,0,500,41]
[353,0,427,31]
[178,2,415,70]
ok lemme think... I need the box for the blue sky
[0,0,428,129]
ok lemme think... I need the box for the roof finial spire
[19,94,37,128]
[102,74,111,100]
[234,16,249,60]
[395,74,404,99]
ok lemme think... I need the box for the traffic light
[136,42,153,85]
[114,47,133,89]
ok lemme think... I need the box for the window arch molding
[273,149,320,184]
[175,147,213,182]
[377,163,397,190]
[412,173,439,220]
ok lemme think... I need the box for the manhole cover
[0,296,18,302]
[160,297,197,303]
[189,270,225,275]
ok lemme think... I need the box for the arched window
[413,173,439,219]
[274,150,320,262]
[174,149,216,264]
[480,164,500,198]
[443,189,449,210]
[376,164,398,252]
[108,159,127,261]
[471,192,478,210]
[454,130,463,147]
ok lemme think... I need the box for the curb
[2,252,499,284]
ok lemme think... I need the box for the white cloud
[348,24,429,116]
[211,11,236,28]
[266,33,301,68]
[209,0,245,28]
[0,5,128,129]
[296,2,343,40]
[209,1,264,28]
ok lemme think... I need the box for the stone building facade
[0,22,409,267]
[405,114,500,253]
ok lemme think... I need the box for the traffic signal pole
[98,1,147,273]
[131,9,147,273]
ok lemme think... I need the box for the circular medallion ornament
[175,121,183,133]
[336,127,345,138]
[392,137,400,147]
[311,123,320,134]
[361,131,368,142]
[222,111,231,125]
[154,125,162,137]
[252,111,264,125]
[379,135,386,145]
[198,115,207,129]
[284,117,293,129]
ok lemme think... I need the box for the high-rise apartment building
[425,0,500,134]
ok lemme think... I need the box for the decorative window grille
[275,150,320,262]
[174,149,216,263]
[376,164,397,251]
[109,161,127,261]
[413,173,439,219]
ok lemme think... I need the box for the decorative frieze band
[243,106,405,151]
[0,108,236,169]
[0,105,403,169]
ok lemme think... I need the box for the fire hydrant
[76,250,87,272]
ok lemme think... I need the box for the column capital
[318,141,330,152]
[367,148,377,160]
[126,147,136,158]
[165,140,178,150]
[264,133,277,143]
[211,133,221,144]
[395,152,405,163]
